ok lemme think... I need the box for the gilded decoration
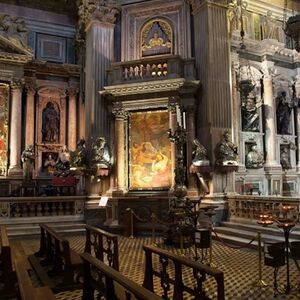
[129,110,172,190]
[140,19,173,57]
[0,84,9,176]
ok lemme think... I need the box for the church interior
[0,0,300,299]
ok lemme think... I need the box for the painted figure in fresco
[192,139,209,166]
[70,139,87,169]
[91,137,111,168]
[55,145,70,176]
[280,145,291,169]
[246,144,264,169]
[42,102,60,143]
[43,153,56,174]
[21,145,35,180]
[276,90,296,135]
[215,131,238,166]
[241,93,262,132]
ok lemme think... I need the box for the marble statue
[246,144,264,169]
[280,146,291,169]
[241,93,262,132]
[192,139,209,166]
[91,137,111,168]
[70,139,87,169]
[215,131,238,166]
[276,90,296,135]
[55,145,70,176]
[260,10,278,40]
[42,102,60,143]
[21,145,35,180]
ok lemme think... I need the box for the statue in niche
[55,145,70,177]
[42,102,60,143]
[70,139,87,170]
[141,21,172,57]
[215,131,238,166]
[246,144,264,169]
[280,145,291,169]
[91,137,111,168]
[21,145,35,180]
[192,139,210,166]
[241,92,262,132]
[276,89,297,135]
[260,10,279,40]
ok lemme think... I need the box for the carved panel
[0,84,9,176]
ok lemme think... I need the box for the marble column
[113,106,128,194]
[68,88,77,151]
[25,85,36,148]
[295,74,300,170]
[8,81,23,176]
[83,1,120,145]
[186,107,198,196]
[263,74,277,167]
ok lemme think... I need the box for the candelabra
[258,204,299,295]
[164,103,194,247]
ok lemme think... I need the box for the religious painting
[42,101,60,143]
[0,84,9,176]
[140,19,173,57]
[129,110,172,190]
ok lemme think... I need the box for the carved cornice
[0,51,32,64]
[103,78,187,97]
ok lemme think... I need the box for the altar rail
[0,196,85,219]
[107,54,196,85]
[227,195,300,221]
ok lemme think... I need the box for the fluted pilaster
[25,82,36,148]
[9,81,23,176]
[68,88,78,151]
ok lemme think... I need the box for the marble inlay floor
[11,234,300,300]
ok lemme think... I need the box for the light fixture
[283,0,300,52]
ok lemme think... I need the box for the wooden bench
[15,258,56,300]
[143,244,225,300]
[84,224,119,271]
[0,225,16,297]
[81,252,162,300]
[32,223,82,290]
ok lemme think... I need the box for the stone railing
[107,54,196,85]
[227,195,300,222]
[0,196,85,219]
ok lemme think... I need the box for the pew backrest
[84,224,119,271]
[81,252,162,300]
[143,244,225,300]
[0,225,13,272]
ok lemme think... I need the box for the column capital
[25,79,36,95]
[67,87,79,98]
[112,103,129,120]
[10,80,24,91]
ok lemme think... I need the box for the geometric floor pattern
[12,234,300,300]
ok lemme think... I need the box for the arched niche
[140,18,173,58]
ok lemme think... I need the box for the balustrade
[228,195,300,221]
[0,196,85,218]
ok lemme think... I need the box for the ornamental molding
[0,51,32,64]
[103,78,193,97]
[189,0,228,15]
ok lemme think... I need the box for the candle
[169,109,172,129]
[183,112,186,129]
[176,105,181,126]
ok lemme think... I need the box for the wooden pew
[0,225,16,297]
[32,223,82,290]
[84,225,119,271]
[143,244,225,300]
[15,258,56,300]
[81,252,162,300]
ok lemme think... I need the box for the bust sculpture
[215,131,238,166]
[192,139,209,166]
[70,139,87,170]
[246,144,264,169]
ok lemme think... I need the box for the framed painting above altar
[129,110,172,190]
[0,84,9,176]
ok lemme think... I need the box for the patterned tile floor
[12,234,300,300]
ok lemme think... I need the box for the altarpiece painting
[129,110,172,190]
[0,84,9,176]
